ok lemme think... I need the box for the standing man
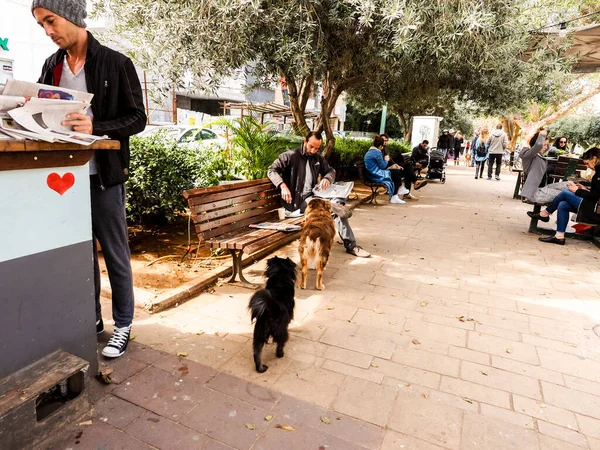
[33,0,147,358]
[486,123,508,180]
[268,131,370,258]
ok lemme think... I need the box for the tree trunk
[318,72,343,159]
[397,111,413,142]
[285,72,312,136]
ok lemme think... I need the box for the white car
[139,125,224,148]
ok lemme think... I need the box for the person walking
[436,129,454,162]
[33,0,147,358]
[470,130,480,167]
[453,130,464,166]
[486,123,508,180]
[474,129,489,179]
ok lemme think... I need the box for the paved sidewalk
[52,165,600,449]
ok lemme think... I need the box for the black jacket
[411,144,428,164]
[575,164,600,224]
[268,146,336,212]
[437,134,454,150]
[38,32,147,188]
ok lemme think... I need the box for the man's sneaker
[390,195,406,204]
[487,177,492,180]
[495,177,501,181]
[96,319,104,335]
[102,325,131,358]
[414,180,428,190]
[403,193,419,201]
[397,186,409,196]
[347,246,371,258]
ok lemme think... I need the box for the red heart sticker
[47,172,75,196]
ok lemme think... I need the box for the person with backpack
[474,129,489,179]
[486,123,509,180]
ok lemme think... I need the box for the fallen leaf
[466,318,474,322]
[320,415,331,424]
[411,339,421,345]
[370,363,379,368]
[245,423,256,430]
[196,331,205,336]
[264,415,273,422]
[177,352,189,357]
[374,309,384,314]
[404,327,411,332]
[540,403,548,408]
[481,371,488,376]
[79,420,93,426]
[420,301,428,307]
[129,334,136,341]
[506,348,513,354]
[276,424,296,431]
[96,368,113,384]
[389,321,397,325]
[326,306,335,310]
[347,320,356,324]
[422,393,429,399]
[462,397,473,404]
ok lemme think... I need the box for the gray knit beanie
[31,0,87,28]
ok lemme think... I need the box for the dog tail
[249,289,272,322]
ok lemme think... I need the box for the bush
[126,132,234,224]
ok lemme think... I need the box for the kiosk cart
[0,140,119,449]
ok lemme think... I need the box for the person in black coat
[528,147,600,245]
[411,140,430,170]
[437,129,454,162]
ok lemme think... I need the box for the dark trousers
[91,177,135,328]
[389,169,404,194]
[487,154,503,178]
[390,162,418,191]
[475,160,486,177]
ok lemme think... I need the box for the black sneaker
[96,319,104,335]
[102,325,131,358]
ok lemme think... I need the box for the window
[0,59,13,86]
[200,130,217,140]
[179,129,199,143]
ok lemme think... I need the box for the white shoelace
[106,326,130,348]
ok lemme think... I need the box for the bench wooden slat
[219,217,304,250]
[196,204,279,233]
[197,210,279,241]
[187,183,273,206]
[196,197,280,223]
[244,228,301,254]
[192,189,278,213]
[183,178,273,199]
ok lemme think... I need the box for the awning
[220,102,323,123]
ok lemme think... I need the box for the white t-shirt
[59,56,97,175]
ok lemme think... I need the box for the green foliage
[126,132,234,224]
[334,137,411,165]
[547,114,600,148]
[216,117,290,180]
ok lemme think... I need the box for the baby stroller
[426,148,447,184]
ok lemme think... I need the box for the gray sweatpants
[91,177,134,328]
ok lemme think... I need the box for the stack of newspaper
[0,79,104,145]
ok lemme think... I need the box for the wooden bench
[183,179,303,287]
[354,161,389,205]
[549,156,587,183]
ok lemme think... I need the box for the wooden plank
[196,204,279,233]
[0,150,93,172]
[191,189,279,213]
[229,217,304,250]
[183,178,272,199]
[187,183,275,206]
[195,198,279,223]
[198,210,279,241]
[0,350,88,416]
[244,229,301,255]
[0,140,120,152]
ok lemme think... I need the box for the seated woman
[364,135,409,204]
[527,147,600,245]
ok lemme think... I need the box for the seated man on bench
[268,131,370,258]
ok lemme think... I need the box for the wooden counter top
[0,140,120,152]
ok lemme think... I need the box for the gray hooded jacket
[487,129,508,154]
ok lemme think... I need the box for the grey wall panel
[0,241,97,378]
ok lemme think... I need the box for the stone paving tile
[576,414,600,440]
[125,411,209,449]
[460,361,542,400]
[427,390,480,414]
[392,347,460,377]
[590,437,600,450]
[467,331,540,365]
[380,430,446,450]
[537,421,589,448]
[113,366,212,421]
[201,439,235,449]
[538,348,600,383]
[270,395,385,450]
[319,327,396,359]
[461,413,539,450]
[539,434,587,450]
[206,371,282,409]
[513,395,578,429]
[322,360,385,384]
[403,317,468,347]
[440,376,511,409]
[152,354,217,384]
[98,355,148,385]
[92,394,145,430]
[127,341,168,365]
[252,423,369,450]
[448,345,491,365]
[490,356,565,385]
[388,393,463,450]
[333,376,397,426]
[179,390,269,449]
[370,357,441,389]
[323,346,374,368]
[479,403,535,429]
[49,420,153,450]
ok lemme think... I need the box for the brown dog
[299,198,336,290]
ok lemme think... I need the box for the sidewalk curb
[101,192,372,313]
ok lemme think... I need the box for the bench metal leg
[513,171,522,199]
[227,249,258,289]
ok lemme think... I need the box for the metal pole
[379,103,388,134]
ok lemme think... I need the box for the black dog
[249,256,297,373]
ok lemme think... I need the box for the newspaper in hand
[313,181,354,199]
